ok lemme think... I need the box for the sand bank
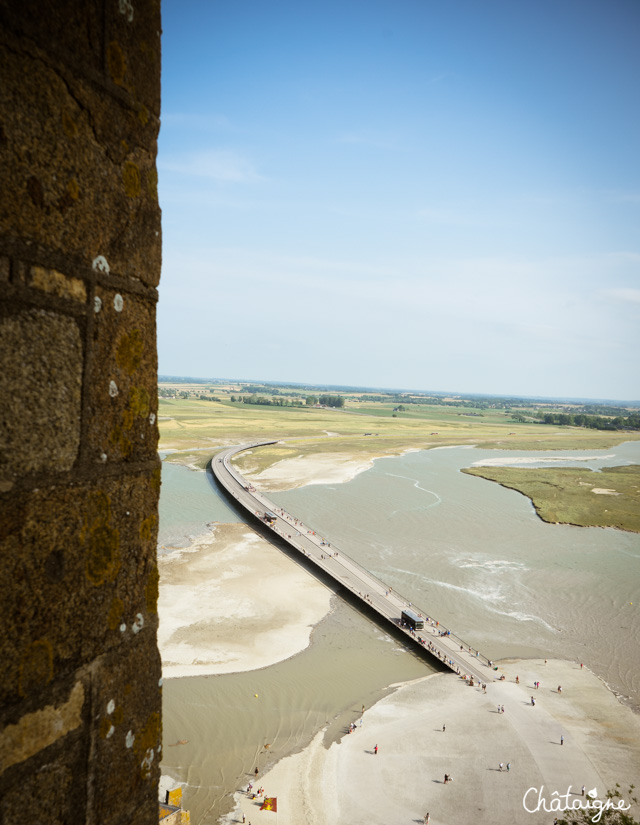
[226,658,640,825]
[242,447,427,492]
[158,523,332,678]
[471,454,615,467]
[241,452,376,492]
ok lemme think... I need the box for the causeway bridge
[211,441,493,686]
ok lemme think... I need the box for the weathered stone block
[87,288,159,464]
[29,265,87,303]
[1,1,163,819]
[0,309,82,486]
[0,680,85,776]
[0,471,160,711]
[0,724,88,822]
[87,640,162,825]
[0,0,103,76]
[106,0,162,116]
[0,43,161,287]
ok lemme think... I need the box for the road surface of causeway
[211,441,492,685]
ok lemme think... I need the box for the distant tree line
[537,412,640,430]
[318,395,345,408]
[302,394,345,408]
[242,384,302,397]
[227,393,345,408]
[357,394,487,409]
[554,403,636,417]
[230,394,304,407]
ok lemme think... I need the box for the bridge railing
[215,447,492,672]
[264,500,492,670]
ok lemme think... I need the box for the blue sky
[158,0,640,401]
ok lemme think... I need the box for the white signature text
[523,786,631,823]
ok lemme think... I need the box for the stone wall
[0,1,163,822]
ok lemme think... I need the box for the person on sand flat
[374,744,378,754]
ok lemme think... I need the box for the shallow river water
[159,442,640,822]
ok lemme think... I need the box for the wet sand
[228,659,640,825]
[158,522,332,677]
[159,449,640,824]
[240,451,380,492]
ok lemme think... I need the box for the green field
[158,384,640,529]
[160,398,636,460]
[462,465,640,533]
[158,383,640,530]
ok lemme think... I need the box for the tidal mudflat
[159,443,640,823]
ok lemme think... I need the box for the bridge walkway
[211,441,494,686]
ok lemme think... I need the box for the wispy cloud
[603,190,640,204]
[416,207,477,226]
[425,72,448,85]
[161,112,233,130]
[416,205,498,228]
[602,288,640,304]
[159,149,263,182]
[333,131,396,150]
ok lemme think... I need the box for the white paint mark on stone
[92,255,110,274]
[131,613,144,634]
[140,747,154,777]
[109,380,119,397]
[106,724,115,739]
[149,413,156,425]
[119,0,134,22]
[125,730,135,748]
[94,296,102,313]
[107,699,115,715]
[113,293,124,312]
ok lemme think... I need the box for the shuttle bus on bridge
[401,608,424,630]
